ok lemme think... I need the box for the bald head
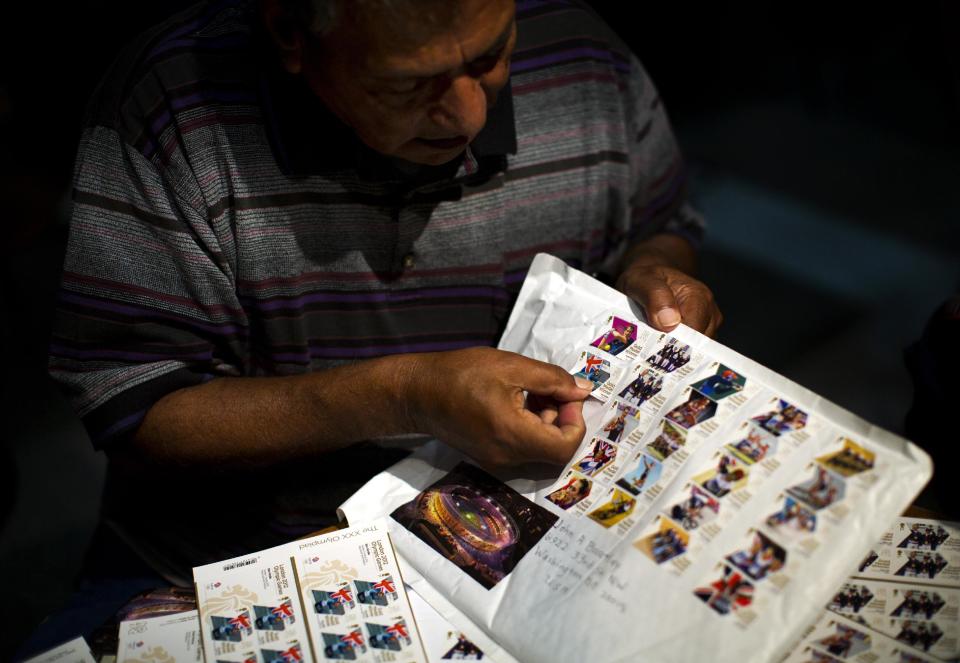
[278,0,454,38]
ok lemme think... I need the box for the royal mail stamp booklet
[339,253,933,663]
[192,519,427,663]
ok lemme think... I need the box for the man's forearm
[131,353,418,467]
[127,347,593,471]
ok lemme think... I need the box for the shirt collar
[258,49,518,183]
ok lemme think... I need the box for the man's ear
[260,0,306,74]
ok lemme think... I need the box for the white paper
[21,637,96,663]
[406,590,493,663]
[339,254,932,663]
[117,610,202,663]
[193,519,427,663]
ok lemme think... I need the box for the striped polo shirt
[49,0,702,576]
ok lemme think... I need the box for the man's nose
[430,73,488,138]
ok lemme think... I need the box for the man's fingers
[556,399,586,432]
[621,270,681,331]
[676,294,711,334]
[703,308,723,338]
[513,355,593,401]
[537,403,559,425]
[511,405,586,464]
[620,265,722,337]
[676,282,722,337]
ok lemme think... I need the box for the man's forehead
[335,0,516,78]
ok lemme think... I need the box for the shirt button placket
[396,197,418,274]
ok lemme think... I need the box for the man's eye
[469,54,501,76]
[384,79,426,95]
[468,46,507,76]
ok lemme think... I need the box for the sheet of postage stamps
[852,517,960,588]
[554,312,914,635]
[571,349,626,402]
[826,578,960,660]
[194,519,426,663]
[552,301,931,649]
[567,313,709,408]
[781,610,942,663]
[117,610,201,663]
[336,254,935,663]
[684,430,890,624]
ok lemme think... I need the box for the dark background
[2,1,958,658]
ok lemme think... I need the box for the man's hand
[404,347,592,469]
[616,234,722,337]
[130,347,589,471]
[618,262,722,337]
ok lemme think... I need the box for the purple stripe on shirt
[171,89,258,111]
[504,269,530,285]
[59,291,247,336]
[239,286,510,312]
[147,31,250,61]
[633,167,687,225]
[148,87,255,139]
[149,108,174,139]
[93,408,148,443]
[588,243,607,260]
[271,339,489,361]
[50,344,214,363]
[512,48,630,74]
[145,0,239,60]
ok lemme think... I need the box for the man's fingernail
[574,377,594,390]
[654,307,681,329]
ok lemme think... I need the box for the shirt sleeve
[622,54,706,249]
[49,124,248,450]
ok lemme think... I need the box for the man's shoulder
[510,1,640,123]
[85,0,258,155]
[508,1,645,160]
[513,0,631,67]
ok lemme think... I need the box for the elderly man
[49,0,720,583]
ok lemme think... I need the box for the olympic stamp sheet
[827,578,960,661]
[338,254,934,663]
[782,610,941,663]
[854,517,960,588]
[117,610,202,663]
[194,519,426,663]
